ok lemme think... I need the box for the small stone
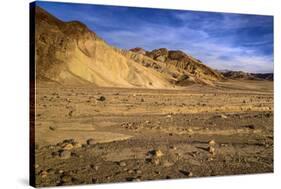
[63,139,75,144]
[149,149,164,158]
[208,146,215,155]
[47,168,55,174]
[136,169,142,174]
[61,175,72,183]
[51,151,59,157]
[86,138,95,145]
[187,128,193,134]
[35,164,39,168]
[155,171,160,175]
[169,146,177,150]
[97,96,106,101]
[244,124,255,129]
[179,170,192,177]
[220,114,228,119]
[94,165,99,171]
[153,158,160,165]
[208,140,216,146]
[73,142,82,148]
[40,170,48,178]
[128,169,134,174]
[49,126,56,131]
[59,150,71,159]
[62,143,73,150]
[119,161,127,167]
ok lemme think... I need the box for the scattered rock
[208,140,216,146]
[47,168,55,174]
[61,175,72,183]
[119,161,127,167]
[166,114,172,118]
[86,138,95,145]
[153,158,160,165]
[68,110,74,117]
[220,114,228,119]
[187,128,194,135]
[59,150,71,159]
[63,139,75,144]
[49,126,56,131]
[62,143,74,150]
[169,146,177,150]
[179,170,193,177]
[96,96,106,101]
[145,120,150,124]
[94,165,99,171]
[51,151,59,157]
[39,170,48,178]
[73,142,82,148]
[244,124,255,129]
[208,146,215,155]
[149,149,164,158]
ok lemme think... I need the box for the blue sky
[36,1,274,73]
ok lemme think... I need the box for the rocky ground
[33,80,273,187]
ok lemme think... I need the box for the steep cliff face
[35,6,223,88]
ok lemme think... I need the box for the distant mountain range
[34,6,273,88]
[217,70,273,81]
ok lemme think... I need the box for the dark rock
[86,138,95,145]
[97,96,106,101]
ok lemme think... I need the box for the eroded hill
[35,6,224,88]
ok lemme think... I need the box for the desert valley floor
[33,80,273,187]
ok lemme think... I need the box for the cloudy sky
[37,1,274,73]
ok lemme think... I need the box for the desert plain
[34,79,273,187]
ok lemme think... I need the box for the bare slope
[128,48,223,86]
[35,6,222,88]
[35,7,171,88]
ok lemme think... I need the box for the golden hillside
[35,6,223,88]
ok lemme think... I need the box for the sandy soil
[33,80,273,187]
